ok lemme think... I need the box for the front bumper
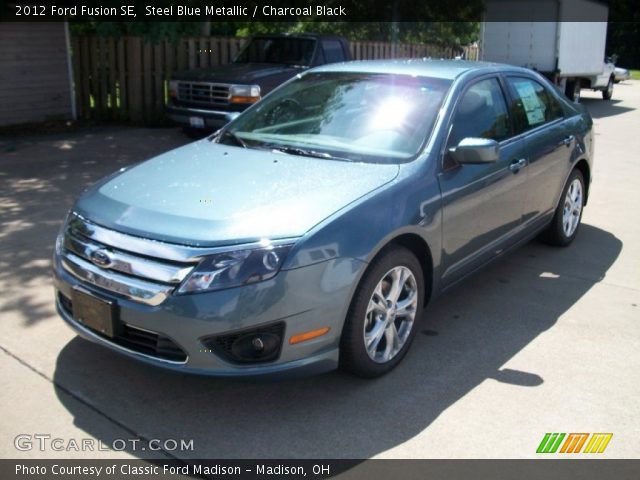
[165,104,243,130]
[53,254,365,378]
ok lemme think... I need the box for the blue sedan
[53,60,593,378]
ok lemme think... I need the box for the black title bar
[0,0,623,22]
[1,459,639,480]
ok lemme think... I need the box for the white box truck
[480,0,615,102]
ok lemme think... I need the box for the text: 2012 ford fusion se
[53,60,593,378]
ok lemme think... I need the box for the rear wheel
[566,80,581,103]
[602,76,614,100]
[540,169,585,246]
[340,246,424,378]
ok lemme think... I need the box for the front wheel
[540,169,585,246]
[340,246,424,378]
[182,127,209,139]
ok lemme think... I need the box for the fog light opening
[231,332,280,362]
[201,322,285,364]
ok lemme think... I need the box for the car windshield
[222,72,452,164]
[234,37,317,66]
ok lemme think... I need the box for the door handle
[509,158,527,173]
[561,135,575,147]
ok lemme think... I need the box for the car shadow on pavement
[52,224,621,459]
[581,97,635,119]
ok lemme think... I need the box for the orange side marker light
[289,327,330,345]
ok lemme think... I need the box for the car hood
[172,63,302,84]
[74,140,400,247]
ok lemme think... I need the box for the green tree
[71,20,479,49]
[607,1,640,68]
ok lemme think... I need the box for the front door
[438,76,528,287]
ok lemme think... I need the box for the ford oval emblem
[90,249,112,268]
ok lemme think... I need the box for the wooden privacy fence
[70,36,479,124]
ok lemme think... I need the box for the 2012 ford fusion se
[53,60,593,378]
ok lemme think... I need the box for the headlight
[177,244,292,294]
[229,84,261,104]
[55,212,72,256]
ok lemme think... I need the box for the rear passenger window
[448,78,510,147]
[322,40,346,63]
[507,77,564,132]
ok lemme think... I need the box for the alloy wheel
[562,178,583,237]
[363,266,418,363]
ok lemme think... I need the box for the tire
[602,76,614,100]
[182,127,209,139]
[540,169,585,247]
[340,246,425,378]
[566,80,581,103]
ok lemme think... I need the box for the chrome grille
[177,81,230,106]
[60,213,197,306]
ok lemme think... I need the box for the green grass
[630,70,640,81]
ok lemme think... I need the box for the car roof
[311,58,532,80]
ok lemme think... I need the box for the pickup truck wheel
[602,76,614,100]
[182,127,209,139]
[340,246,424,378]
[540,169,585,247]
[566,80,581,103]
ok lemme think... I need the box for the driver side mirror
[448,137,499,164]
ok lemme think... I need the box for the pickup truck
[166,34,351,133]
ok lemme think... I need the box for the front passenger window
[448,78,510,148]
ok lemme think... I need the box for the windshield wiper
[270,146,351,162]
[216,130,248,148]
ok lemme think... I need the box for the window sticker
[514,81,545,125]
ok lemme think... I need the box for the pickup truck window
[322,39,347,63]
[234,37,317,67]
[223,72,452,164]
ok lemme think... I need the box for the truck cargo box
[481,0,609,77]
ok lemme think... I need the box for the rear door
[504,76,572,226]
[438,76,529,286]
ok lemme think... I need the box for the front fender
[284,158,444,299]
